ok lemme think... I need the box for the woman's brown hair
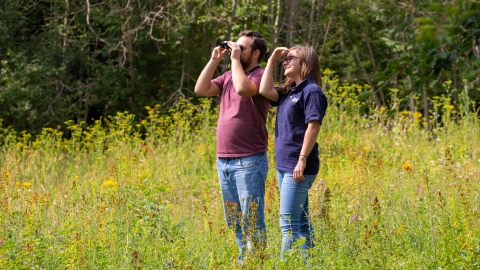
[279,46,322,94]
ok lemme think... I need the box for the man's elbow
[236,87,256,97]
[194,86,205,96]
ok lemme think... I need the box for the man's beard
[240,55,252,70]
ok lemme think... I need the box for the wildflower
[443,104,454,110]
[396,224,405,235]
[1,171,10,181]
[413,111,422,119]
[351,215,358,221]
[103,179,118,188]
[402,163,413,171]
[22,182,32,188]
[15,182,21,187]
[400,110,410,116]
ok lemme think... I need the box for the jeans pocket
[239,156,259,168]
[241,159,258,168]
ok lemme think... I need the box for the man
[194,30,269,260]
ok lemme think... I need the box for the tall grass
[0,73,479,269]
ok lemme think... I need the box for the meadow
[0,71,479,269]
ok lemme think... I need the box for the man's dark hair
[239,30,268,63]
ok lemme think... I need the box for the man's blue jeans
[277,171,316,253]
[217,152,268,257]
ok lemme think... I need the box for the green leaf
[466,28,480,37]
[415,17,435,25]
[440,60,452,71]
[428,56,437,68]
[399,89,414,99]
[405,67,413,76]
[428,3,443,12]
[462,14,480,28]
[388,109,396,117]
[437,52,447,59]
[448,50,458,63]
[374,72,385,81]
[469,49,479,61]
[357,91,372,101]
[427,48,437,55]
[359,104,368,115]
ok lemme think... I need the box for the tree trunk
[423,82,429,129]
[307,0,315,46]
[272,0,283,83]
[226,0,237,41]
[126,17,136,102]
[407,75,415,121]
[286,0,298,48]
[64,0,69,47]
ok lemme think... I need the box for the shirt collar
[245,66,261,75]
[290,77,315,93]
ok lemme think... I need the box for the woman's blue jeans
[216,153,268,257]
[277,171,316,253]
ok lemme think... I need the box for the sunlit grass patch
[0,79,479,268]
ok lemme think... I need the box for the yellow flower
[402,163,413,171]
[22,182,32,188]
[1,171,10,183]
[396,224,405,235]
[443,104,454,110]
[400,110,410,116]
[103,179,118,188]
[413,112,422,119]
[322,68,335,75]
[15,182,21,187]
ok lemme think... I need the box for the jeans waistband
[218,152,266,160]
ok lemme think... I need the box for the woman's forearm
[299,121,321,157]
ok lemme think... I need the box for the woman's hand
[259,47,289,102]
[293,156,307,182]
[269,47,289,63]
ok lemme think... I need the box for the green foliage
[1,78,479,268]
[1,0,480,136]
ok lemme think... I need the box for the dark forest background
[1,0,479,134]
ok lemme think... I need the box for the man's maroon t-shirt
[212,67,270,158]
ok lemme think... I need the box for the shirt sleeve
[248,69,263,90]
[270,91,284,107]
[212,72,227,92]
[304,86,328,124]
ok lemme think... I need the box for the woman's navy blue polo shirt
[271,77,328,175]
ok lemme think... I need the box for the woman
[259,46,327,255]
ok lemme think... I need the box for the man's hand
[228,41,242,61]
[212,46,228,61]
[194,46,226,97]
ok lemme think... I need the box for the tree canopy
[0,0,479,134]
